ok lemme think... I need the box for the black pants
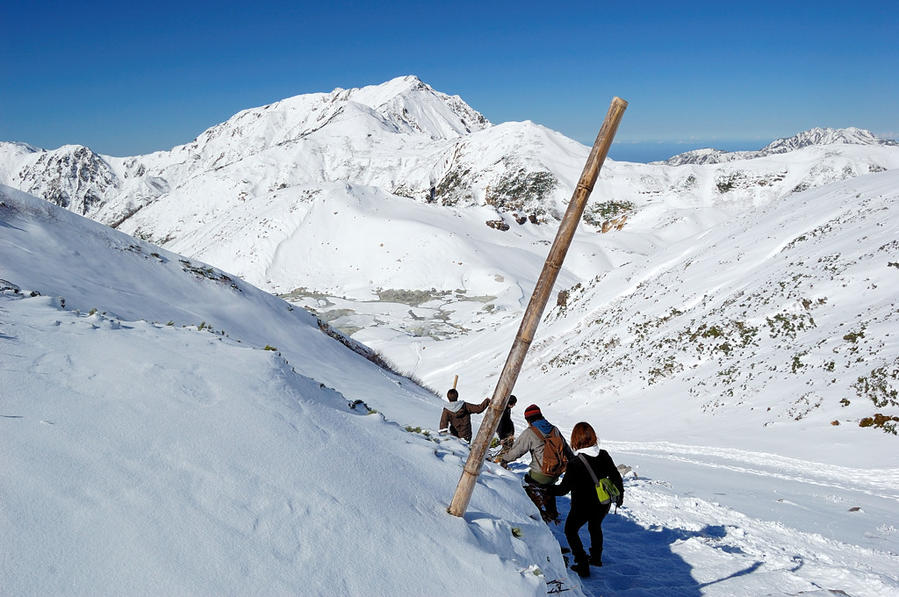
[565,503,609,563]
[523,473,559,523]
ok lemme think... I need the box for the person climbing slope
[495,394,517,461]
[498,404,572,523]
[550,421,624,577]
[439,388,489,442]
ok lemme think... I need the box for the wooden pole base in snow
[447,97,628,517]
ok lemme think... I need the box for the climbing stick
[448,97,628,517]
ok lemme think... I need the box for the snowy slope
[361,170,899,595]
[412,171,899,459]
[0,185,580,596]
[4,183,897,596]
[405,172,899,596]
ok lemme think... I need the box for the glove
[615,494,624,508]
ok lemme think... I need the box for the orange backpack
[530,425,568,477]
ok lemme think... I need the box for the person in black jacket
[495,394,517,461]
[550,421,624,577]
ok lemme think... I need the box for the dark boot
[589,551,603,567]
[543,494,561,524]
[571,560,590,578]
[523,480,546,513]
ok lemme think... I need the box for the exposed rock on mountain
[15,145,118,215]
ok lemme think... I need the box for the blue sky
[1,0,896,160]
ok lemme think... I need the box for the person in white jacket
[438,388,488,442]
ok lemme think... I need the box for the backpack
[577,453,621,505]
[530,424,568,477]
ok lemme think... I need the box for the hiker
[498,404,572,523]
[550,422,624,578]
[495,394,518,462]
[438,388,489,442]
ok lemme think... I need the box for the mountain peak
[329,75,429,100]
[381,74,430,91]
[180,75,489,162]
[0,141,42,154]
[333,75,489,138]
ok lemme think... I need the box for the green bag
[578,454,621,505]
[595,477,621,505]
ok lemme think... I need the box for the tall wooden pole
[447,97,627,517]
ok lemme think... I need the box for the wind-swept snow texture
[0,185,581,596]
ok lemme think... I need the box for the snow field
[0,287,581,596]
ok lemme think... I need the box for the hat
[524,404,542,420]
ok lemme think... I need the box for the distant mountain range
[658,127,898,166]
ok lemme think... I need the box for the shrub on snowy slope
[534,170,899,440]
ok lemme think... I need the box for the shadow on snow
[548,489,763,596]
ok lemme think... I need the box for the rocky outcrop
[17,145,118,216]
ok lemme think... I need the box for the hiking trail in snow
[542,441,899,596]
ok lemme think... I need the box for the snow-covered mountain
[2,77,898,444]
[661,127,898,166]
[763,127,897,154]
[2,81,898,299]
[3,74,899,595]
[1,75,492,220]
[533,170,899,439]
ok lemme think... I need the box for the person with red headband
[498,404,573,523]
